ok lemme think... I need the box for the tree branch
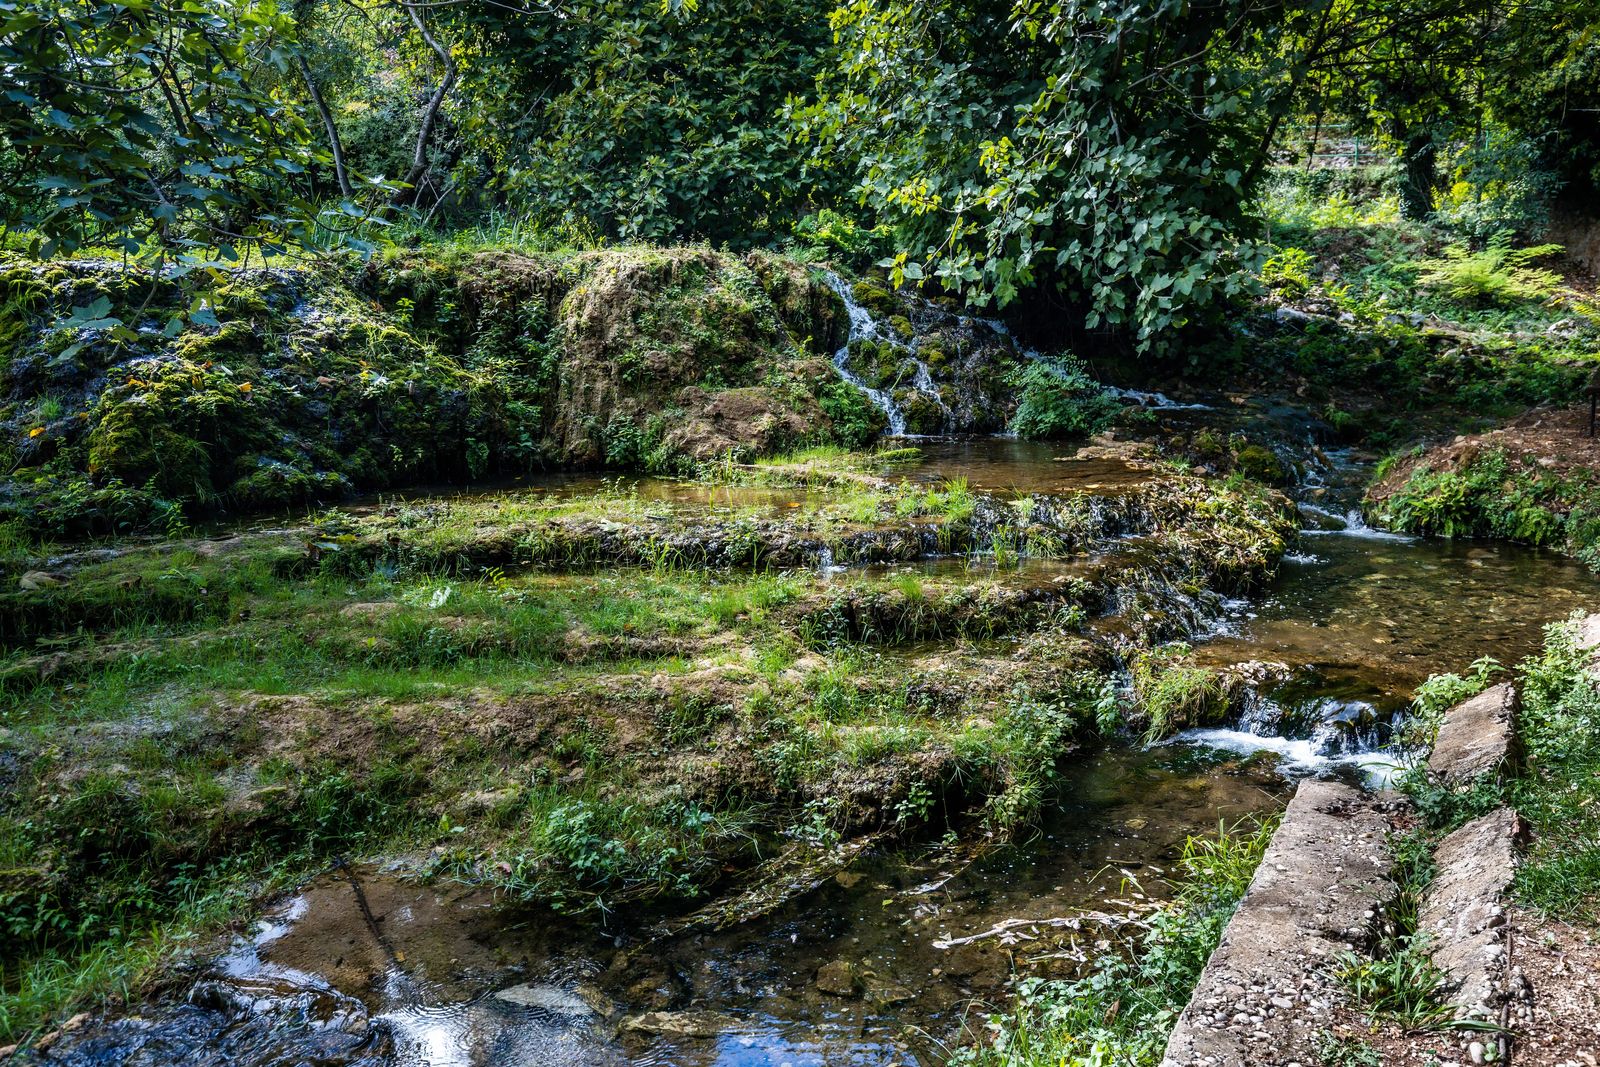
[297,54,355,197]
[394,0,457,208]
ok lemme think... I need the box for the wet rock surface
[1161,779,1400,1067]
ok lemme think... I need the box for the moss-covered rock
[0,248,860,535]
[898,390,948,435]
[1234,444,1288,485]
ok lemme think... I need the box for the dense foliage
[441,0,834,244]
[798,0,1294,343]
[1007,359,1120,441]
[6,0,1597,343]
[0,0,331,259]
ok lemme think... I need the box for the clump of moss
[1234,444,1288,485]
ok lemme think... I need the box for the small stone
[1270,995,1293,1009]
[1469,1041,1487,1065]
[859,974,914,1008]
[814,960,858,997]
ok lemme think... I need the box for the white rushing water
[819,271,952,436]
[1108,385,1213,411]
[1299,503,1415,541]
[1171,727,1408,787]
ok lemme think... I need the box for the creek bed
[40,745,1285,1067]
[33,432,1600,1067]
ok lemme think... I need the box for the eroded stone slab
[1420,806,1523,1021]
[1576,612,1600,676]
[1429,682,1519,786]
[1160,780,1396,1067]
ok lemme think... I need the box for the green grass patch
[1403,615,1600,923]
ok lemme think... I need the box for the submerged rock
[814,959,859,997]
[492,982,595,1016]
[621,1010,743,1037]
[859,973,915,1008]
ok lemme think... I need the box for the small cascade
[821,271,953,436]
[818,270,1203,438]
[1282,439,1414,541]
[1108,386,1212,411]
[1171,689,1406,786]
[1298,505,1413,542]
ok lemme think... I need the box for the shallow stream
[40,430,1600,1067]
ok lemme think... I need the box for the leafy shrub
[1434,138,1565,243]
[818,379,888,449]
[1414,231,1563,306]
[791,210,890,267]
[1007,359,1120,441]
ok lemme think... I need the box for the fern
[1414,230,1563,306]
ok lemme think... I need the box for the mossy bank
[0,248,874,536]
[0,447,1294,1042]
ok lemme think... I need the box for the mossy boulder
[897,390,949,435]
[1234,444,1289,485]
[0,248,861,535]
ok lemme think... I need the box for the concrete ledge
[1429,682,1519,787]
[1160,780,1396,1067]
[1420,807,1524,1022]
[1577,612,1600,676]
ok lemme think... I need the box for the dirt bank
[1364,404,1600,567]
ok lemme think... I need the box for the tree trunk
[394,1,457,209]
[297,55,354,198]
[1399,128,1438,221]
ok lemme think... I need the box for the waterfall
[819,271,953,436]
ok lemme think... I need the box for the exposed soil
[1509,907,1600,1067]
[1367,403,1600,512]
[1317,907,1600,1067]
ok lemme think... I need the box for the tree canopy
[3,0,1598,344]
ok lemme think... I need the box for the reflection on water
[892,437,1149,496]
[39,747,1283,1067]
[1195,531,1600,700]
